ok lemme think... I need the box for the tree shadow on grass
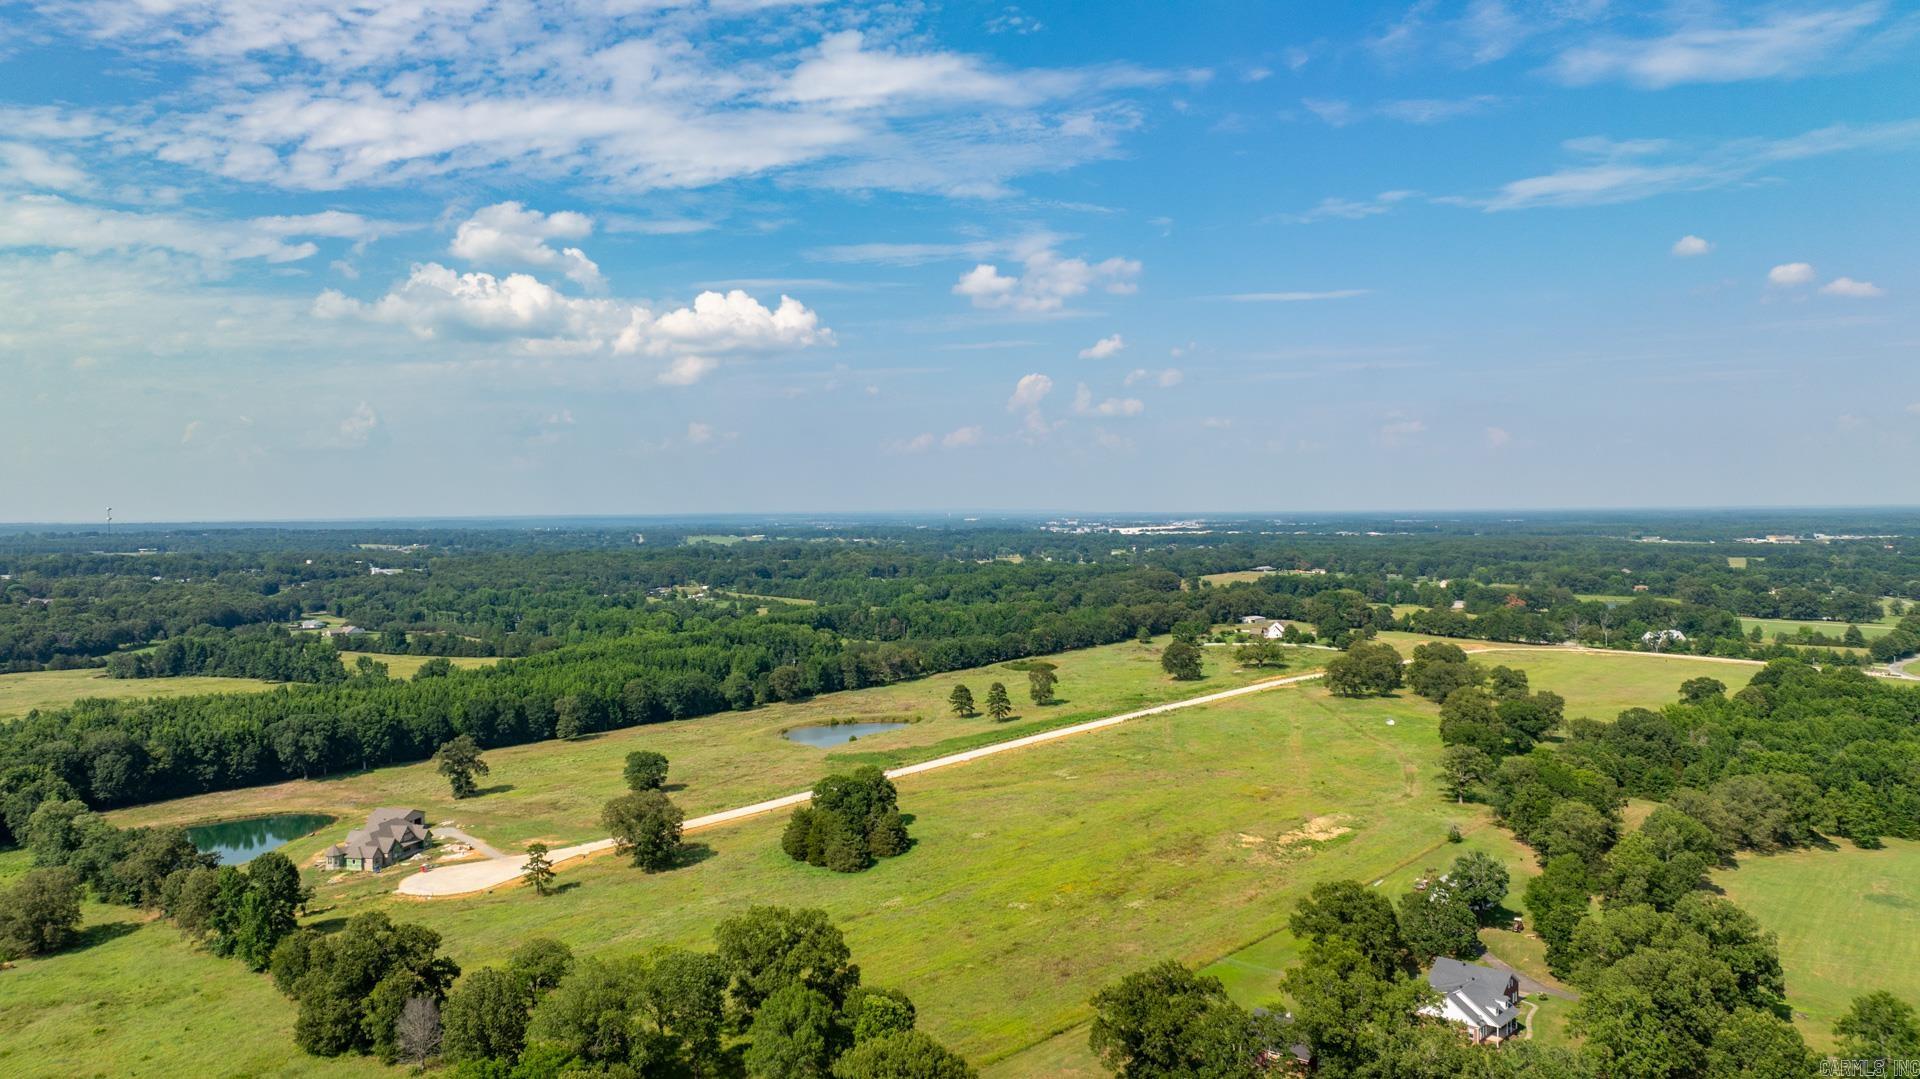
[72,919,141,951]
[471,783,517,798]
[675,842,717,870]
[301,915,351,936]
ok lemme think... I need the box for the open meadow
[1715,840,1920,1050]
[0,651,1871,1061]
[1739,615,1896,641]
[0,644,1810,1078]
[334,652,501,679]
[0,668,282,720]
[114,640,1326,847]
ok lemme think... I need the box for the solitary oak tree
[1160,640,1204,681]
[603,791,685,872]
[623,750,669,792]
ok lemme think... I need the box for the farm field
[1739,615,1895,641]
[2,645,1857,1078]
[1199,569,1274,586]
[15,678,1466,1077]
[114,639,1327,848]
[0,668,282,719]
[334,651,501,678]
[1370,635,1759,716]
[1714,840,1920,1050]
[713,589,817,606]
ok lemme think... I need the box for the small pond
[187,813,335,865]
[782,721,911,748]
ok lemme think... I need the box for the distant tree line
[104,627,346,683]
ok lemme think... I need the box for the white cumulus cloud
[1079,333,1125,359]
[451,201,602,288]
[955,248,1140,312]
[1006,372,1053,411]
[1768,262,1816,286]
[1671,235,1711,256]
[315,264,829,383]
[1820,276,1884,297]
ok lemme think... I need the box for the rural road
[397,665,1333,897]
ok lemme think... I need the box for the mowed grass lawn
[0,668,283,720]
[113,640,1328,850]
[1715,840,1920,1050]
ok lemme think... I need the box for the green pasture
[115,640,1327,848]
[1199,570,1274,586]
[1739,616,1895,642]
[334,652,501,679]
[0,668,282,720]
[0,645,1857,1078]
[1715,840,1920,1050]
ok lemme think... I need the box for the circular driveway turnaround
[396,667,1330,898]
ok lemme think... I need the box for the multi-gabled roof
[325,808,428,862]
[1427,957,1520,1031]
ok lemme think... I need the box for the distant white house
[294,618,325,630]
[1642,628,1687,646]
[1450,600,1467,611]
[1240,615,1267,625]
[1423,958,1521,1043]
[368,565,405,576]
[323,624,367,638]
[1263,620,1292,639]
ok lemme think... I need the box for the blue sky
[2,1,1916,521]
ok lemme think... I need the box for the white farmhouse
[1423,958,1521,1043]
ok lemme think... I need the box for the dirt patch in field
[1277,815,1352,845]
[1237,815,1354,864]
